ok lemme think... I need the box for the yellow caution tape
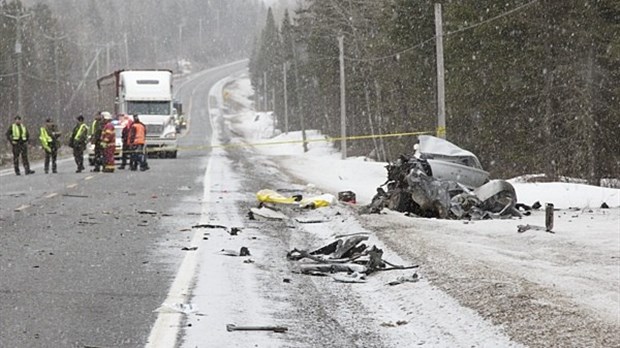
[436,126,446,138]
[130,130,434,153]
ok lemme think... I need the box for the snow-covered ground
[173,73,619,347]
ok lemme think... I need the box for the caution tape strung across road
[140,130,435,154]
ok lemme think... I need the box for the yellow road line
[45,193,58,198]
[66,183,78,189]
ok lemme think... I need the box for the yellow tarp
[256,189,332,208]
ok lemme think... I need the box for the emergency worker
[70,115,89,173]
[129,114,149,171]
[90,111,103,172]
[118,114,133,169]
[5,115,34,175]
[39,118,61,173]
[100,112,116,173]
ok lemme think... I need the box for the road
[0,61,247,348]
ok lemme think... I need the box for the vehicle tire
[170,151,177,159]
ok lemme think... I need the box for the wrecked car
[415,135,489,189]
[362,136,520,220]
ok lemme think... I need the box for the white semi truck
[96,69,178,158]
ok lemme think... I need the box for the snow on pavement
[176,73,618,347]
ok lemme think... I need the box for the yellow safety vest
[74,123,88,141]
[10,124,27,141]
[39,127,52,152]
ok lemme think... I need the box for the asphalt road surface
[0,61,248,348]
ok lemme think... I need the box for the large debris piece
[288,237,418,278]
[362,137,521,219]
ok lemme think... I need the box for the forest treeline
[250,0,619,185]
[0,0,265,161]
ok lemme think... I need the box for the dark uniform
[90,113,103,172]
[39,118,61,173]
[5,116,34,176]
[70,115,89,173]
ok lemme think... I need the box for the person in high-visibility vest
[89,111,103,172]
[69,115,89,173]
[5,115,34,176]
[129,114,149,171]
[39,118,61,174]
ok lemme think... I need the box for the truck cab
[97,69,178,159]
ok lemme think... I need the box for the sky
[157,72,619,347]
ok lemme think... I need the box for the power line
[342,0,539,63]
[445,0,538,37]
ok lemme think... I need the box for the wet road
[0,61,247,348]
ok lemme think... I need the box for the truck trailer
[96,69,178,158]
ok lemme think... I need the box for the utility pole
[42,33,67,125]
[2,11,32,119]
[434,3,446,139]
[124,33,129,67]
[338,35,347,159]
[283,62,288,134]
[263,71,267,111]
[106,42,111,73]
[177,22,185,62]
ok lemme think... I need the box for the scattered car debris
[601,202,609,209]
[387,273,419,286]
[154,302,198,314]
[192,223,227,229]
[181,246,198,251]
[338,190,357,204]
[332,272,367,283]
[229,227,242,235]
[517,224,555,234]
[244,259,255,264]
[380,320,409,327]
[220,247,251,257]
[78,220,99,225]
[250,206,289,220]
[294,218,329,224]
[226,324,288,333]
[138,209,157,215]
[62,193,89,198]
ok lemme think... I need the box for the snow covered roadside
[218,74,620,346]
[177,74,526,347]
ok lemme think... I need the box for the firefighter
[89,111,103,172]
[69,115,89,173]
[39,118,61,174]
[118,114,133,169]
[100,112,116,173]
[129,114,149,171]
[5,115,34,176]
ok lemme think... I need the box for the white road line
[85,176,94,180]
[66,183,78,188]
[145,145,214,348]
[45,193,58,198]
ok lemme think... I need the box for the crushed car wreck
[362,136,521,219]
